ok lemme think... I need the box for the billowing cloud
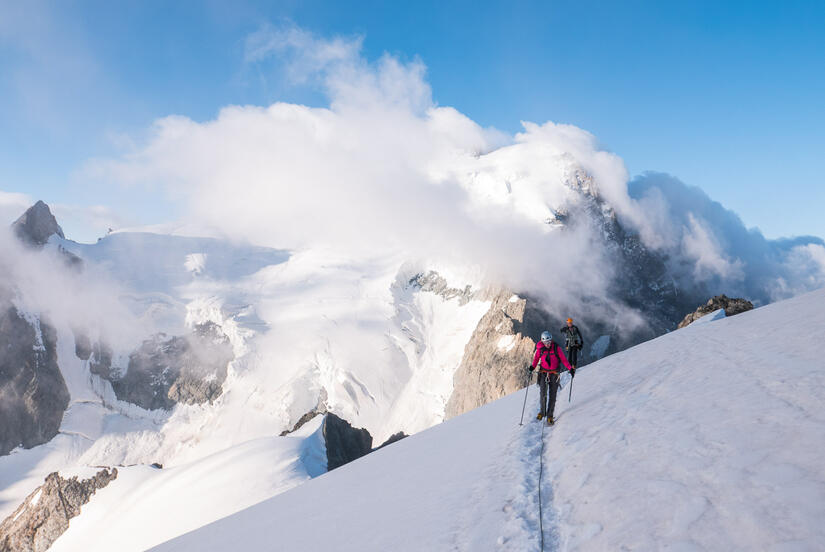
[86,24,825,324]
[681,213,745,281]
[0,227,148,351]
[628,172,825,302]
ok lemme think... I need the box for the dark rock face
[10,202,82,272]
[11,201,65,247]
[677,295,754,329]
[73,332,92,361]
[571,181,702,346]
[0,301,70,457]
[323,414,373,471]
[88,342,114,380]
[445,289,546,419]
[283,410,401,468]
[90,323,234,411]
[0,468,117,552]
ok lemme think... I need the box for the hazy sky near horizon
[1,0,823,242]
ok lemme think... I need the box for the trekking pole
[519,368,532,426]
[567,343,577,403]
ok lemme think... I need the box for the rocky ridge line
[677,295,754,329]
[0,468,117,552]
[11,201,64,247]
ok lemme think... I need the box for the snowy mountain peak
[12,201,65,247]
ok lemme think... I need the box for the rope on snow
[538,409,547,551]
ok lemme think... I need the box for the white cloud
[681,214,745,281]
[86,23,824,324]
[0,227,148,351]
[86,27,634,322]
[770,243,825,301]
[51,203,130,241]
[244,24,364,82]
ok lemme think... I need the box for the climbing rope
[538,420,546,550]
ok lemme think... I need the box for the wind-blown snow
[151,287,825,551]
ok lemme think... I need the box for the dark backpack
[564,326,583,349]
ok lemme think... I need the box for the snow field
[2,232,498,548]
[152,287,825,551]
[545,288,825,549]
[51,416,326,552]
[153,390,548,552]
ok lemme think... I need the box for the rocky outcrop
[11,201,64,247]
[0,300,70,456]
[89,322,234,411]
[677,295,754,329]
[323,414,373,471]
[283,408,402,468]
[445,290,553,419]
[10,202,82,271]
[0,468,117,552]
[408,271,476,305]
[376,432,407,449]
[279,408,325,437]
[72,332,92,361]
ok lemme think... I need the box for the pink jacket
[532,341,572,373]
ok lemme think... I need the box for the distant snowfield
[1,231,493,546]
[151,287,825,551]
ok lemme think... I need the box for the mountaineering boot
[547,416,554,425]
[536,413,544,420]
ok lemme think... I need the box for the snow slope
[1,231,492,545]
[152,287,825,551]
[50,416,326,552]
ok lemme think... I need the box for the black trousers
[538,371,560,417]
[566,346,579,367]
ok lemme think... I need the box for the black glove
[570,367,576,378]
[528,365,535,373]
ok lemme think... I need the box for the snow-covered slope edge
[48,416,327,552]
[151,287,825,551]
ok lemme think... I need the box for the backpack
[565,326,583,349]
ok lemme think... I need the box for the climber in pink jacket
[530,331,573,425]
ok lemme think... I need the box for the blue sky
[1,0,823,241]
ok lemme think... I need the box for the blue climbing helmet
[540,331,552,345]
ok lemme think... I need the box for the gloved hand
[570,367,576,378]
[528,365,535,373]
